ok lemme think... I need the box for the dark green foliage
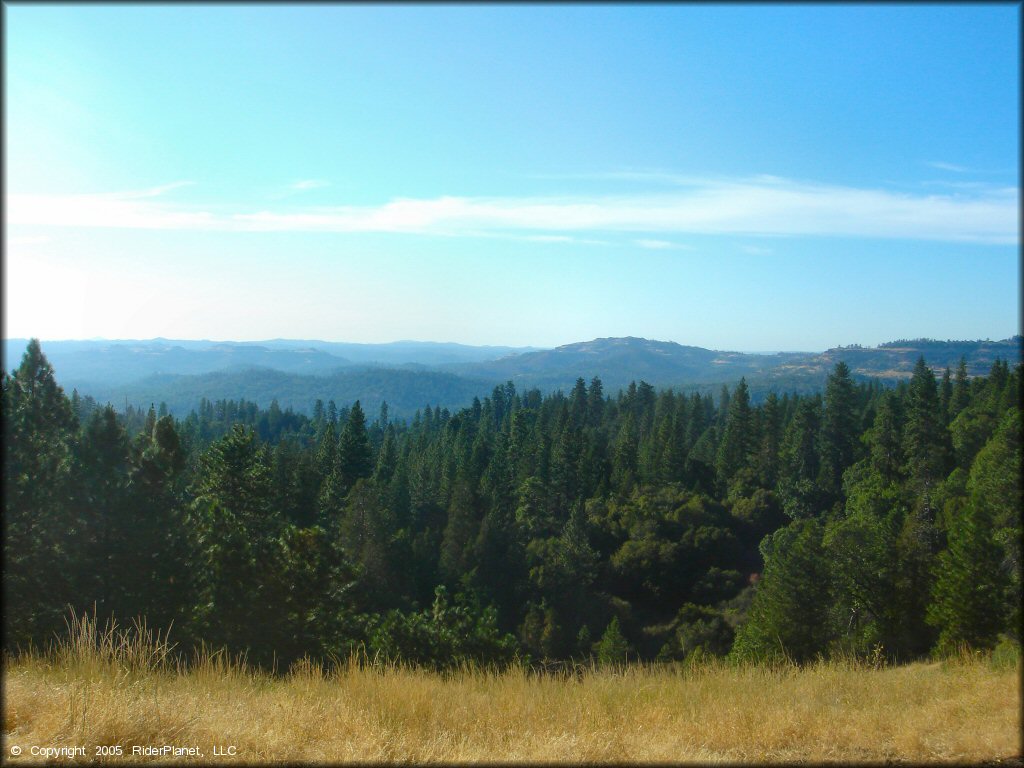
[731,519,832,663]
[716,378,754,494]
[4,340,1020,671]
[594,616,630,665]
[367,586,520,669]
[928,407,1021,650]
[73,407,160,623]
[778,399,824,519]
[927,494,1010,653]
[189,426,280,660]
[819,362,859,506]
[824,505,904,657]
[903,357,946,499]
[337,400,373,491]
[657,603,735,660]
[3,340,78,645]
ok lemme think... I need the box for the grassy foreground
[2,616,1020,764]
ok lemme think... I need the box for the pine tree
[818,362,858,505]
[337,400,373,492]
[659,406,688,485]
[3,340,78,647]
[778,399,824,519]
[612,412,639,494]
[927,496,1009,653]
[756,392,783,489]
[374,426,399,484]
[950,356,966,417]
[937,407,1023,645]
[440,476,481,585]
[716,378,753,490]
[131,415,198,640]
[824,505,902,655]
[866,390,905,484]
[73,406,136,619]
[594,616,630,665]
[903,357,945,508]
[190,425,278,655]
[730,518,832,662]
[587,376,605,427]
[939,367,953,426]
[569,378,588,429]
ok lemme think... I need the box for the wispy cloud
[122,180,195,198]
[523,234,576,243]
[740,244,774,255]
[635,239,687,250]
[8,175,1019,245]
[925,160,970,173]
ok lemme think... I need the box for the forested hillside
[4,339,1020,669]
[452,335,1023,394]
[0,338,537,386]
[6,336,1019,420]
[75,367,496,421]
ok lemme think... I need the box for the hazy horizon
[5,332,1021,359]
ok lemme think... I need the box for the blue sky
[5,4,1019,350]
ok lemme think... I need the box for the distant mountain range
[1,338,539,385]
[4,335,1020,419]
[447,335,1022,396]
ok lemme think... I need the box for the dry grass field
[2,614,1020,764]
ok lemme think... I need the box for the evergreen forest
[4,339,1020,670]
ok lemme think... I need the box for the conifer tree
[612,412,639,493]
[940,407,1023,644]
[866,390,905,484]
[131,415,197,639]
[950,359,970,419]
[778,399,823,519]
[190,425,278,656]
[336,400,373,492]
[569,378,588,428]
[927,495,1009,653]
[374,426,399,484]
[939,367,953,426]
[731,518,832,663]
[73,406,137,618]
[716,378,753,490]
[595,616,630,665]
[756,392,783,489]
[818,362,858,505]
[3,340,78,646]
[903,357,945,508]
[586,376,605,427]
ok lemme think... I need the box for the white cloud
[124,180,195,198]
[8,192,217,230]
[630,239,696,250]
[925,161,969,173]
[7,175,1019,245]
[523,234,576,243]
[740,244,774,255]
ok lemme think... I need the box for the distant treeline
[879,336,1023,350]
[4,339,1020,669]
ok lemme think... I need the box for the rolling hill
[5,335,1020,418]
[73,367,497,420]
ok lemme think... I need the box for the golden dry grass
[3,614,1020,764]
